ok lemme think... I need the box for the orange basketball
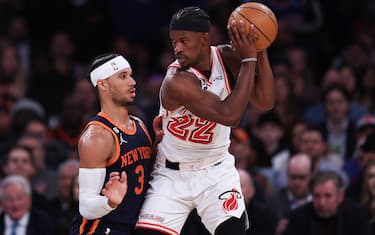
[228,2,278,50]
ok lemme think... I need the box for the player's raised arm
[161,20,257,127]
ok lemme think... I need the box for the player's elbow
[79,203,99,220]
[220,113,242,126]
[254,97,275,111]
[259,101,275,111]
[78,194,115,220]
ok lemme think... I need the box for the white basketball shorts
[135,155,246,234]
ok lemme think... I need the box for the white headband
[90,56,130,86]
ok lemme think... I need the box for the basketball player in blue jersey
[135,6,275,235]
[70,53,153,235]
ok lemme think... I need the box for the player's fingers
[230,20,240,41]
[109,171,120,178]
[247,24,255,42]
[228,21,239,50]
[120,171,127,184]
[238,20,246,40]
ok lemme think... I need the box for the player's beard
[113,96,134,107]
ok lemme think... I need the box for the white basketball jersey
[158,46,232,163]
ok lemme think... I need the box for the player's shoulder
[79,124,114,148]
[130,115,147,126]
[165,65,197,84]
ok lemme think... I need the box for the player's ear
[201,32,209,45]
[97,79,108,90]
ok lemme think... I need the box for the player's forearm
[250,51,275,110]
[79,168,116,219]
[222,61,257,125]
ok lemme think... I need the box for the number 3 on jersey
[134,165,144,195]
[167,115,216,144]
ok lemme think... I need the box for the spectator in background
[23,118,68,170]
[299,127,343,171]
[273,72,302,131]
[17,133,58,199]
[230,128,254,169]
[0,42,27,97]
[71,78,99,123]
[0,175,56,234]
[51,159,79,235]
[0,104,15,156]
[268,153,313,235]
[315,84,357,161]
[346,132,375,201]
[10,98,45,139]
[357,66,375,113]
[6,15,31,78]
[238,169,277,235]
[62,174,79,235]
[304,68,368,126]
[2,145,53,214]
[254,111,287,170]
[361,160,375,233]
[50,95,86,161]
[344,115,375,187]
[284,170,370,235]
[230,128,269,201]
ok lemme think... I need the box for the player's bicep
[165,76,225,120]
[78,126,114,168]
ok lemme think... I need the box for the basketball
[228,2,278,50]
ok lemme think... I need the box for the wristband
[241,57,257,63]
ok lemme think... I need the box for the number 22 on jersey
[167,115,216,144]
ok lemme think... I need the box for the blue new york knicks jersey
[73,112,153,235]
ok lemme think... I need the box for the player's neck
[195,46,212,72]
[101,105,130,125]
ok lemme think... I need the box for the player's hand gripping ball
[228,2,278,51]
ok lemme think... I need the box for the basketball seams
[234,10,271,43]
[239,6,278,30]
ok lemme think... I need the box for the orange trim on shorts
[135,222,179,235]
[215,47,232,94]
[79,218,88,234]
[87,120,120,167]
[98,112,137,135]
[87,219,101,234]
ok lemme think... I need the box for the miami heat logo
[111,62,119,71]
[218,189,242,213]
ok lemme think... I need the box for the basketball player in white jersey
[136,6,275,235]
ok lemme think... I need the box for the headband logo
[111,62,118,71]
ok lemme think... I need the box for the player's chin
[179,63,190,71]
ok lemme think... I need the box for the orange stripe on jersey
[87,120,120,167]
[87,219,101,235]
[79,218,88,234]
[130,115,152,144]
[135,222,179,235]
[215,47,232,94]
[98,112,137,135]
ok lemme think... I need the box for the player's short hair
[89,53,121,73]
[170,6,210,32]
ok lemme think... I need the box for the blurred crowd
[0,0,375,234]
